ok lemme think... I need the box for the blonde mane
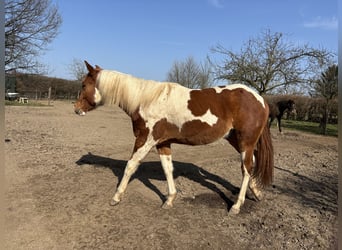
[97,70,176,115]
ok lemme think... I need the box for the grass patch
[5,100,52,107]
[279,119,337,137]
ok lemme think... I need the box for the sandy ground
[4,101,338,249]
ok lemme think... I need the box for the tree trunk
[320,104,329,135]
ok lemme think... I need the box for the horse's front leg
[157,144,177,209]
[110,137,155,206]
[110,158,140,206]
[277,116,282,133]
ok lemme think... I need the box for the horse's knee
[124,160,139,176]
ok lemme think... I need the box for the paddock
[4,101,338,249]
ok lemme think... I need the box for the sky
[41,0,338,81]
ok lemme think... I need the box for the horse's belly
[178,121,230,145]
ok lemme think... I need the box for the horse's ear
[84,60,95,73]
[95,65,102,70]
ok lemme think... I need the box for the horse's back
[153,84,268,127]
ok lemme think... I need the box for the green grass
[277,119,337,137]
[5,100,52,107]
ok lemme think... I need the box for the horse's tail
[253,123,274,187]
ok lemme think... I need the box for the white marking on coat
[141,87,219,131]
[94,87,102,105]
[160,154,177,195]
[196,109,218,126]
[215,84,265,108]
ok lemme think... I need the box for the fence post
[48,87,51,105]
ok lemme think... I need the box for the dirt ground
[4,101,338,249]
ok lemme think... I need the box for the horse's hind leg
[157,144,177,209]
[230,148,254,215]
[110,137,155,206]
[268,117,274,128]
[247,154,263,201]
[249,176,263,201]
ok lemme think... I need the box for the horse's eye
[82,84,85,89]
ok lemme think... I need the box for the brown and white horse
[74,61,274,215]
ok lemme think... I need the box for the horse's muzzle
[74,108,86,116]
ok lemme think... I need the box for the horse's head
[287,99,295,110]
[74,61,103,115]
[287,99,296,113]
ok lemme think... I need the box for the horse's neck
[278,102,289,115]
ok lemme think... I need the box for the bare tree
[197,59,213,89]
[68,58,87,81]
[313,64,338,135]
[210,30,332,95]
[5,0,62,73]
[166,56,213,89]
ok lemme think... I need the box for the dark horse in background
[268,99,296,133]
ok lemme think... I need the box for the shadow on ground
[76,152,244,210]
[274,165,338,213]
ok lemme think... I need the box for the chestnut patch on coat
[156,144,172,155]
[180,120,225,145]
[131,110,149,152]
[152,118,180,143]
[188,88,264,123]
[152,118,230,146]
[187,88,221,117]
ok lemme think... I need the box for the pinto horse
[268,99,296,133]
[74,61,274,215]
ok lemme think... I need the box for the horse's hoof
[254,192,264,201]
[161,202,173,209]
[110,199,120,206]
[229,206,240,215]
[250,190,263,201]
